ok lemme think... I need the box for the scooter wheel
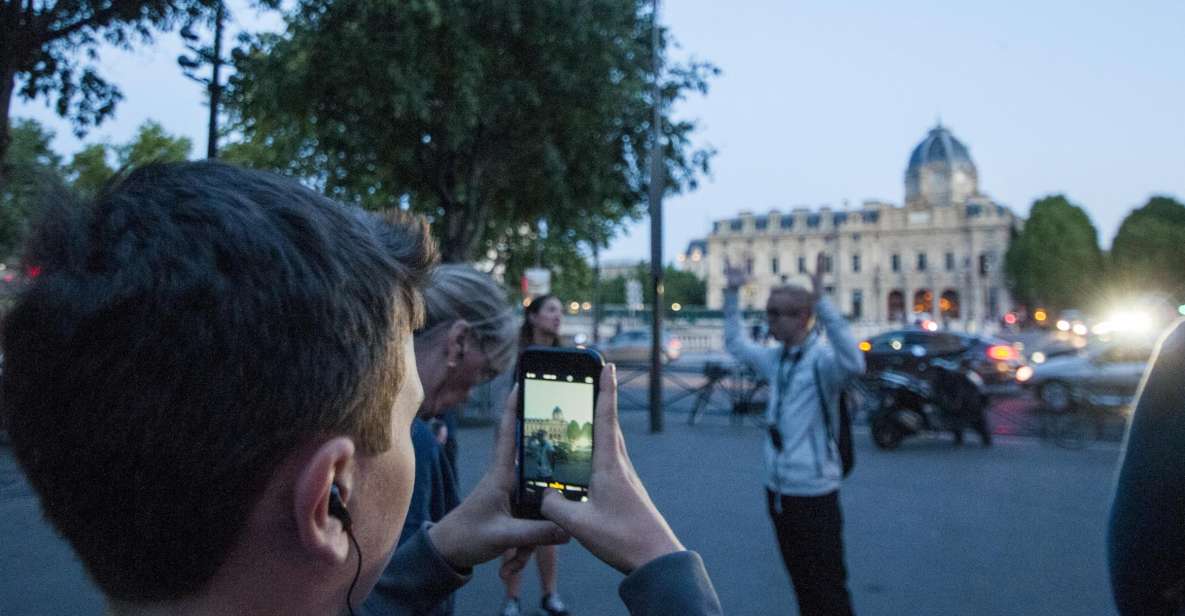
[872,418,904,450]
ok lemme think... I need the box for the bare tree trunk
[0,65,15,192]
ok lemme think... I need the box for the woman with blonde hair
[364,263,517,616]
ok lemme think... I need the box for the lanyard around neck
[774,345,804,425]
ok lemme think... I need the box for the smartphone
[514,346,604,519]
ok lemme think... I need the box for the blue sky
[14,1,1184,263]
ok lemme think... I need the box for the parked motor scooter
[866,357,992,450]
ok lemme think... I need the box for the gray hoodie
[724,289,865,496]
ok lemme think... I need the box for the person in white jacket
[723,253,865,616]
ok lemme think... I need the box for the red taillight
[987,345,1018,361]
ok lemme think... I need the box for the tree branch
[38,4,124,46]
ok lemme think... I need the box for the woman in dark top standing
[1109,318,1185,615]
[501,294,571,616]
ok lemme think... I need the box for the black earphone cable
[346,529,362,616]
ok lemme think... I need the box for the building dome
[905,124,979,208]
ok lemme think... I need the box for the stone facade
[524,405,568,443]
[703,124,1019,330]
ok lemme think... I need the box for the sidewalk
[454,412,1122,616]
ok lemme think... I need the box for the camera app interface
[522,370,594,501]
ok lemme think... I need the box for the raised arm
[809,253,864,379]
[723,259,768,371]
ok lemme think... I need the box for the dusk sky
[524,379,594,425]
[13,1,1184,264]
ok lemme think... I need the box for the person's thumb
[540,489,584,530]
[497,518,570,549]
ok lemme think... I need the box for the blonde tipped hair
[417,264,518,369]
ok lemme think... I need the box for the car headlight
[1016,366,1034,383]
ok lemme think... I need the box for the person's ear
[446,320,471,368]
[292,437,357,565]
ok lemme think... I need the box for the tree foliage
[225,0,717,263]
[0,0,218,186]
[1004,194,1103,311]
[1109,195,1185,298]
[0,117,191,256]
[65,119,192,198]
[599,263,705,307]
[0,118,66,256]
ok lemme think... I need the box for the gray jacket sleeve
[813,296,865,392]
[360,524,471,616]
[724,288,771,376]
[618,551,723,616]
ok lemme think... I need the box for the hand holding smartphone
[517,357,687,574]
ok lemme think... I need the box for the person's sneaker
[541,593,570,616]
[500,597,522,616]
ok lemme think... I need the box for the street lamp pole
[647,0,664,434]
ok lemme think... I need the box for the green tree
[1004,194,1103,311]
[1109,196,1185,298]
[116,120,192,169]
[0,118,66,256]
[0,0,218,187]
[226,0,717,263]
[566,420,581,444]
[664,266,707,307]
[65,120,191,198]
[65,143,115,199]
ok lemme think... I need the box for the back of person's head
[1,161,434,602]
[415,263,517,369]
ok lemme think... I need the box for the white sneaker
[500,598,522,616]
[541,593,570,616]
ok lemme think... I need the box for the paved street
[1,401,1124,615]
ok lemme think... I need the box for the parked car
[1020,339,1155,413]
[595,329,682,365]
[859,329,1026,387]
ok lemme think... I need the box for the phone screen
[516,348,601,518]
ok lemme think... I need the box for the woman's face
[530,298,564,339]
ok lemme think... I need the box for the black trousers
[766,489,855,616]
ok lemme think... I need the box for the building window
[851,289,864,320]
[833,213,848,226]
[852,254,861,273]
[821,255,833,274]
[798,256,806,274]
[979,253,992,275]
[807,214,821,228]
[729,219,743,231]
[988,287,1000,318]
[756,218,768,231]
[713,221,721,233]
[771,257,779,274]
[945,252,955,272]
[780,216,794,230]
[917,252,928,272]
[745,258,754,275]
[891,254,900,273]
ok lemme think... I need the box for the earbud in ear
[329,483,352,531]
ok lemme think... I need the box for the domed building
[700,124,1019,331]
[906,123,979,209]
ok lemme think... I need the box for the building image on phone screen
[523,376,594,494]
